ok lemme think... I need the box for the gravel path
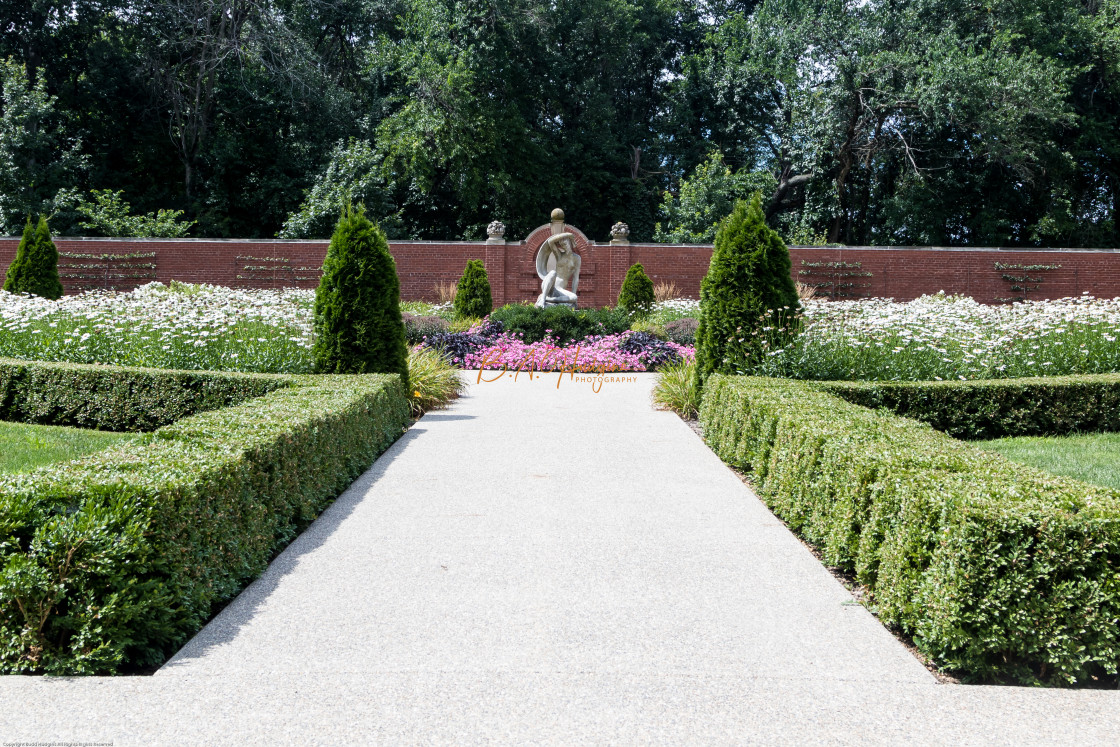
[2,372,1118,744]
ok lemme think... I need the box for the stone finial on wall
[550,208,566,236]
[610,221,630,245]
[486,220,506,244]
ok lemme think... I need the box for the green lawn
[0,420,134,474]
[976,432,1120,491]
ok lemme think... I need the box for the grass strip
[0,421,133,474]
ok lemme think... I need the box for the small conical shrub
[693,193,799,387]
[2,218,34,294]
[312,204,409,388]
[3,215,63,299]
[618,262,655,316]
[453,259,492,319]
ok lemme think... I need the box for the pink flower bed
[462,330,694,373]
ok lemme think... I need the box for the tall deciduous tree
[0,61,86,234]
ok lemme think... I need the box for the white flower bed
[0,283,315,373]
[4,286,1119,380]
[761,293,1120,380]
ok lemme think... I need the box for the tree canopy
[0,0,1115,246]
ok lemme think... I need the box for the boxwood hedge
[0,360,410,675]
[819,374,1120,440]
[0,358,291,432]
[700,374,1120,686]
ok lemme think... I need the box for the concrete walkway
[2,373,1118,744]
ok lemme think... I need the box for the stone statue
[486,221,506,242]
[535,232,582,309]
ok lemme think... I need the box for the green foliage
[76,190,195,238]
[453,259,492,319]
[617,262,655,316]
[3,0,1119,245]
[664,317,699,346]
[448,316,481,333]
[3,216,63,299]
[280,139,400,239]
[400,300,455,321]
[821,375,1120,440]
[654,154,777,244]
[489,304,632,344]
[0,361,410,674]
[0,357,288,431]
[0,421,133,474]
[701,374,1120,685]
[313,205,409,388]
[629,318,667,340]
[653,358,701,419]
[406,345,465,417]
[693,195,800,386]
[402,313,449,345]
[0,60,86,235]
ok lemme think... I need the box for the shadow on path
[157,421,428,672]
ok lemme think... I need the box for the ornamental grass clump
[406,345,465,416]
[402,313,449,345]
[653,358,701,418]
[313,205,409,388]
[665,317,699,345]
[453,259,492,319]
[693,194,800,386]
[3,216,63,300]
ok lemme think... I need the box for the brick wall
[2,233,1118,305]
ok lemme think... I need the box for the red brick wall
[1,235,1118,305]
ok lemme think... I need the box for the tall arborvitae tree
[453,259,492,319]
[617,262,655,316]
[3,215,63,299]
[693,194,799,387]
[312,205,409,387]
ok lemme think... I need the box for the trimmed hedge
[0,361,410,674]
[819,374,1120,440]
[0,358,289,432]
[700,374,1120,685]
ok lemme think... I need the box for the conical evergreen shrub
[2,218,34,294]
[312,205,409,387]
[453,259,492,319]
[618,262,655,316]
[693,193,799,387]
[3,215,63,299]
